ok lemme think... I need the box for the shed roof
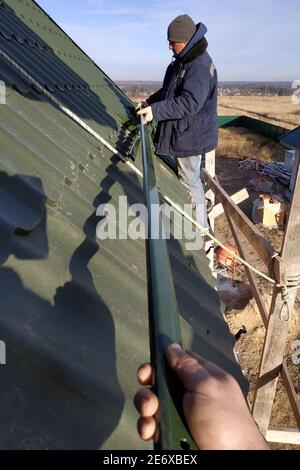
[280,126,300,151]
[0,0,246,449]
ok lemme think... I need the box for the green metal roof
[0,0,133,153]
[0,0,246,449]
[218,115,243,127]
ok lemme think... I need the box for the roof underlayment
[0,0,247,449]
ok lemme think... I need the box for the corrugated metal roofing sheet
[0,0,133,154]
[0,0,247,449]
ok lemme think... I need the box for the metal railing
[139,118,197,450]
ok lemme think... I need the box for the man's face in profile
[169,41,186,55]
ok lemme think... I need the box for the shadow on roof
[0,170,124,449]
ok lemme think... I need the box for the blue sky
[37,0,300,82]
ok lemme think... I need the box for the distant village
[116,81,293,101]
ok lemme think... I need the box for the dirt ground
[213,148,300,449]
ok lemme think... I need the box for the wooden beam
[210,188,249,219]
[224,209,300,430]
[204,150,215,270]
[204,150,216,214]
[224,210,269,322]
[202,169,276,267]
[252,288,298,435]
[266,429,300,445]
[252,158,300,435]
[281,362,300,430]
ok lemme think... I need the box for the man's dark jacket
[147,23,218,158]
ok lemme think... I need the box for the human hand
[136,106,153,124]
[135,101,148,112]
[134,343,269,450]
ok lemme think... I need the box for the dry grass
[218,96,300,130]
[217,96,299,161]
[217,127,285,161]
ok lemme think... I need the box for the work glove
[137,106,153,124]
[135,101,148,112]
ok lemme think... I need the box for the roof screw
[79,163,87,172]
[64,176,73,186]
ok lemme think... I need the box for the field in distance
[218,96,300,130]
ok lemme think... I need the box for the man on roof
[137,14,218,236]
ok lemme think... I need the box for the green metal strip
[219,115,288,141]
[140,120,197,451]
[218,115,243,127]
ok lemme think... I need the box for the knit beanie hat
[167,14,196,43]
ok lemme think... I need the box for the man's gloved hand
[135,101,148,112]
[137,106,153,124]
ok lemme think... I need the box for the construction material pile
[237,158,291,186]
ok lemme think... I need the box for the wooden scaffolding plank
[205,150,216,270]
[209,188,249,219]
[224,209,300,430]
[266,429,300,445]
[202,169,276,267]
[252,159,300,435]
[281,362,300,430]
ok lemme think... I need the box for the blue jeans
[176,155,209,229]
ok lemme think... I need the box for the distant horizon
[116,80,293,84]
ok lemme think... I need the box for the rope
[161,193,278,286]
[149,178,300,295]
[1,47,296,292]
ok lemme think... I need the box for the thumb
[166,344,210,392]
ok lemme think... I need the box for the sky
[37,0,300,82]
